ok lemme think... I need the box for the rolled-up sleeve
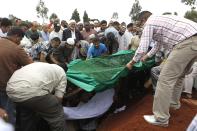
[133,24,154,62]
[147,42,161,58]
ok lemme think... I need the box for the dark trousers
[0,91,15,125]
[16,94,66,131]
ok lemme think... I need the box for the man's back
[0,38,31,91]
[7,62,67,102]
[144,15,197,45]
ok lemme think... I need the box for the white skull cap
[66,38,75,45]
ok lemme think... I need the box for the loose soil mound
[98,92,197,131]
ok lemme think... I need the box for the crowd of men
[0,16,140,131]
[0,11,197,131]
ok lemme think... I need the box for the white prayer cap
[89,21,94,25]
[68,19,76,25]
[77,21,83,25]
[94,20,99,24]
[66,38,75,45]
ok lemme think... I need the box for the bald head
[31,21,39,32]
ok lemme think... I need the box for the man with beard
[87,35,107,58]
[62,20,83,43]
[81,22,97,41]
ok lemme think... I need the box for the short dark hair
[57,63,68,72]
[30,32,39,41]
[112,21,120,26]
[127,23,133,28]
[51,37,61,43]
[1,18,12,27]
[19,22,29,28]
[100,20,107,25]
[138,11,152,21]
[7,26,25,38]
[91,35,99,43]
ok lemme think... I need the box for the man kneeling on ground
[6,62,67,131]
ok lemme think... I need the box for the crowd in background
[0,14,197,131]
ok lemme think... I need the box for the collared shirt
[41,31,49,42]
[49,30,63,41]
[133,15,197,62]
[104,26,119,39]
[6,62,67,102]
[118,30,133,51]
[30,41,49,60]
[71,30,76,39]
[87,43,107,58]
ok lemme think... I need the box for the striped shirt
[133,15,197,62]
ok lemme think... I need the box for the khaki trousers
[153,36,197,122]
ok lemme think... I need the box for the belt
[193,33,197,36]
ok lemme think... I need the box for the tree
[129,0,142,22]
[162,12,178,15]
[111,12,119,20]
[174,12,178,15]
[184,9,197,22]
[83,10,89,23]
[8,14,19,25]
[71,9,80,23]
[36,0,49,24]
[181,0,196,9]
[162,12,172,15]
[49,13,58,23]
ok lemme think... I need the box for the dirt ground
[97,91,197,131]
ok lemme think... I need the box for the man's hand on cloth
[0,108,8,121]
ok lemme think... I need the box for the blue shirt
[41,31,49,42]
[87,43,107,58]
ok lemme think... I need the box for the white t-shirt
[49,30,63,41]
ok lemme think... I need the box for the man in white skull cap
[62,20,83,42]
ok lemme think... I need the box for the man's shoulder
[0,38,17,48]
[100,43,106,47]
[63,28,71,33]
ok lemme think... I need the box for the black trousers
[16,94,66,131]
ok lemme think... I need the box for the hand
[0,108,8,119]
[126,61,135,70]
[141,54,149,62]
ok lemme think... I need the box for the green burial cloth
[67,50,155,92]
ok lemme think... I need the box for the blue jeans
[0,91,15,125]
